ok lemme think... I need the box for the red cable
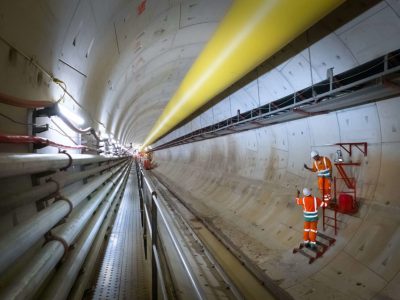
[0,92,54,108]
[0,134,97,151]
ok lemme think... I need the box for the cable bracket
[46,177,60,196]
[43,231,70,260]
[59,150,73,171]
[54,195,73,218]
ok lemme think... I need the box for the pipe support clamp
[54,195,73,217]
[59,150,73,171]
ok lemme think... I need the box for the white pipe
[0,164,130,299]
[0,162,127,275]
[41,166,130,299]
[0,153,122,178]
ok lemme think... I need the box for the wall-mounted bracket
[336,142,367,157]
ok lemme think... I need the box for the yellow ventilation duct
[142,0,345,148]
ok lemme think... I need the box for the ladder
[293,232,336,264]
[322,142,367,235]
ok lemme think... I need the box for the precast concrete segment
[40,164,130,300]
[0,159,126,213]
[93,168,148,299]
[0,164,130,299]
[0,153,122,178]
[152,97,400,299]
[142,0,345,147]
[0,162,127,276]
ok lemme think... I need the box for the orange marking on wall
[137,0,146,15]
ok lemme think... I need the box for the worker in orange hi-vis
[143,152,152,170]
[304,150,333,203]
[296,188,327,249]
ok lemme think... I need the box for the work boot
[310,243,317,250]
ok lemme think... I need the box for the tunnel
[0,0,400,299]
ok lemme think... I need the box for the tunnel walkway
[93,168,149,299]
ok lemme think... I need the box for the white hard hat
[303,188,311,196]
[310,150,319,158]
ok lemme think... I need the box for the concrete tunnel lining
[0,0,400,299]
[152,97,400,299]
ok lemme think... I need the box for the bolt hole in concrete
[356,282,365,287]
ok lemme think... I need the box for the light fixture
[335,149,344,162]
[58,105,84,126]
[101,133,109,139]
[99,127,109,139]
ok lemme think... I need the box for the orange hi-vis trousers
[318,177,331,202]
[304,221,318,244]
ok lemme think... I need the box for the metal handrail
[151,193,205,300]
[137,162,205,300]
[153,246,168,300]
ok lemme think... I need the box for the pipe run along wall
[0,163,130,299]
[0,159,124,213]
[0,153,121,178]
[0,161,127,275]
[152,97,400,300]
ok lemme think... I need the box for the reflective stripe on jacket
[296,196,326,221]
[313,156,332,177]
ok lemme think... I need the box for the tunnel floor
[93,169,149,299]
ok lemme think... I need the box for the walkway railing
[135,160,205,300]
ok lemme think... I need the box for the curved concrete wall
[153,97,400,299]
[0,1,399,298]
[0,0,231,143]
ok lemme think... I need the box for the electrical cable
[0,111,79,144]
[306,31,315,98]
[266,51,400,107]
[0,107,102,151]
[0,92,54,108]
[296,51,400,90]
[50,118,79,145]
[53,78,104,127]
[162,51,400,146]
[48,125,77,143]
[0,112,35,126]
[0,35,104,129]
[0,134,95,151]
[55,81,67,104]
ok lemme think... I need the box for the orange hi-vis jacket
[312,156,332,178]
[296,195,327,221]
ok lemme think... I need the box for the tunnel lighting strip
[0,35,105,130]
[152,54,400,151]
[58,104,85,126]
